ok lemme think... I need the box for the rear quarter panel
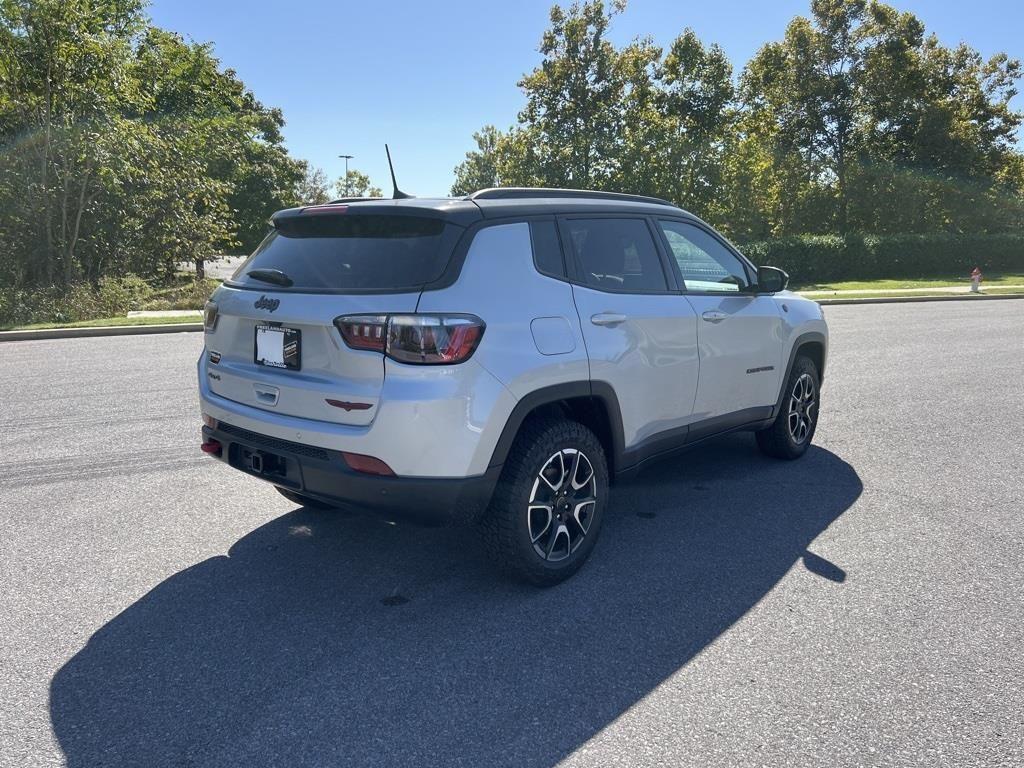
[417,221,591,398]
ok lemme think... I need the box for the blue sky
[148,0,1023,197]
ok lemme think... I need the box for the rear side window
[230,215,456,292]
[563,218,668,292]
[530,220,566,278]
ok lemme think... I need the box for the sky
[147,0,1023,198]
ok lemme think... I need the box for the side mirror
[756,266,789,294]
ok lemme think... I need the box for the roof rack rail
[467,187,675,207]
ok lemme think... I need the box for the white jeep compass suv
[198,188,827,585]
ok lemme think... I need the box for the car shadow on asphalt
[50,434,861,767]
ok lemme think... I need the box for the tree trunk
[835,130,849,236]
[42,59,54,284]
[66,172,93,283]
[60,159,71,283]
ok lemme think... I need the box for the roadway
[1,300,1021,767]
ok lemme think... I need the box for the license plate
[254,325,301,370]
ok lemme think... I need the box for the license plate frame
[254,325,301,370]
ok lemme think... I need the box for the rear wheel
[756,355,820,459]
[275,486,338,510]
[480,417,609,586]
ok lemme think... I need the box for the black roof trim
[468,187,675,207]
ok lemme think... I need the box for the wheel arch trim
[775,331,827,416]
[486,381,626,474]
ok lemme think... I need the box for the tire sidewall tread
[480,417,609,586]
[756,355,820,460]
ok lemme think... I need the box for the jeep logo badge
[254,295,280,312]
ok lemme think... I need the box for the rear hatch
[204,207,464,426]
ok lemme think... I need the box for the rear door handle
[591,312,627,327]
[702,310,727,323]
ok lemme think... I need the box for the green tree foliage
[334,169,382,199]
[450,126,503,195]
[0,0,307,290]
[453,0,1024,241]
[740,0,1023,236]
[295,164,332,206]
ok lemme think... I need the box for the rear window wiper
[246,268,294,287]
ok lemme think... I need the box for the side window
[658,220,749,293]
[530,220,566,279]
[564,218,668,292]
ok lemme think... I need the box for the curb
[0,322,203,342]
[813,293,1024,306]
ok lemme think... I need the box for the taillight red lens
[334,315,387,352]
[334,314,485,365]
[387,315,484,364]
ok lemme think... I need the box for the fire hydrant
[970,267,983,293]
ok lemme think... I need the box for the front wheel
[756,355,820,460]
[480,417,609,586]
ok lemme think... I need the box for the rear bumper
[197,351,517,478]
[202,422,501,526]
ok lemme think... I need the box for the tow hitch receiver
[243,448,286,477]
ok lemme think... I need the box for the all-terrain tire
[756,355,820,460]
[480,417,609,586]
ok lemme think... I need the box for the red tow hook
[200,438,222,457]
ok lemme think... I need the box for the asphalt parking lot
[1,301,1022,767]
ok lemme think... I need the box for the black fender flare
[486,381,626,473]
[774,331,827,416]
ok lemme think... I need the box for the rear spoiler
[270,202,482,229]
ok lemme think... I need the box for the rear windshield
[229,215,458,293]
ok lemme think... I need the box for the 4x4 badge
[254,295,280,312]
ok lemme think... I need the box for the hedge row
[740,233,1024,284]
[0,276,217,328]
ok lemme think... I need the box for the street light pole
[338,154,354,197]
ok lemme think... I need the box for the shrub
[741,232,1024,284]
[93,275,154,317]
[0,276,156,327]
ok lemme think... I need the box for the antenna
[385,144,413,199]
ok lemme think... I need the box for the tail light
[334,314,484,365]
[203,301,219,331]
[335,315,387,352]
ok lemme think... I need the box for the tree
[454,0,1022,240]
[295,164,332,205]
[131,27,306,253]
[740,0,875,234]
[334,169,382,199]
[515,0,628,188]
[0,0,146,285]
[0,2,311,289]
[650,30,735,220]
[450,126,502,195]
[740,0,1023,235]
